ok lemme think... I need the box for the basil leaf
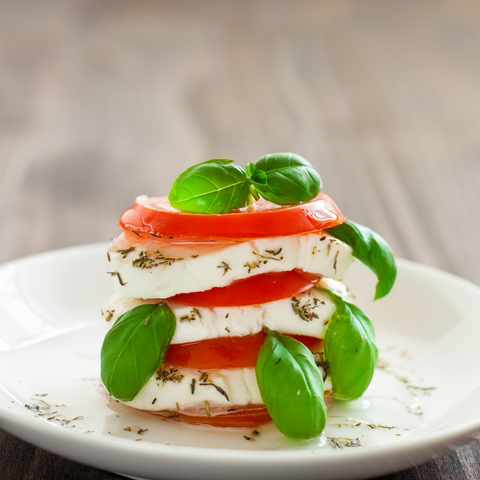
[325,220,396,300]
[256,329,327,439]
[251,153,321,205]
[101,304,176,401]
[168,159,248,214]
[321,289,378,400]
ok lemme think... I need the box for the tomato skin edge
[145,406,272,427]
[139,389,333,428]
[168,270,320,307]
[119,192,345,239]
[163,332,323,370]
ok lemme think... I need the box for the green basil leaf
[321,289,378,400]
[101,304,176,401]
[251,169,267,186]
[245,162,257,179]
[168,159,248,214]
[256,329,327,439]
[325,220,397,300]
[251,153,321,205]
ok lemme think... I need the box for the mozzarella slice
[107,231,353,299]
[123,367,262,413]
[121,365,331,414]
[102,278,352,344]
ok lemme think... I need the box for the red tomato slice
[168,270,320,307]
[149,406,272,427]
[163,331,323,370]
[119,192,344,239]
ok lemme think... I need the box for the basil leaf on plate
[168,159,248,214]
[101,303,176,401]
[325,220,397,300]
[256,329,327,439]
[251,153,321,205]
[320,289,378,400]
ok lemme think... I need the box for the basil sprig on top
[255,329,327,440]
[326,220,397,300]
[169,153,321,214]
[101,303,176,401]
[320,288,378,400]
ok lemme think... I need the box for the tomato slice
[149,406,272,427]
[168,270,320,307]
[119,193,344,239]
[164,331,323,370]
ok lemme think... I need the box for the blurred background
[1,0,480,285]
[1,0,480,477]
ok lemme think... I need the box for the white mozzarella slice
[101,279,353,344]
[120,365,332,414]
[123,367,262,413]
[107,232,353,299]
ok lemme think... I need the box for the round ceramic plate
[0,244,479,480]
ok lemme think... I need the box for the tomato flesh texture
[168,270,320,307]
[150,407,272,427]
[164,331,323,370]
[119,192,345,239]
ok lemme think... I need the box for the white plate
[0,244,480,480]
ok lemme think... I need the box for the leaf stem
[246,183,260,211]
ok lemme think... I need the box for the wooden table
[1,0,480,478]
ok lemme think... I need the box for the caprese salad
[101,153,396,440]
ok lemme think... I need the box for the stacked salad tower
[101,153,396,440]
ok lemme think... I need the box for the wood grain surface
[1,0,480,478]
